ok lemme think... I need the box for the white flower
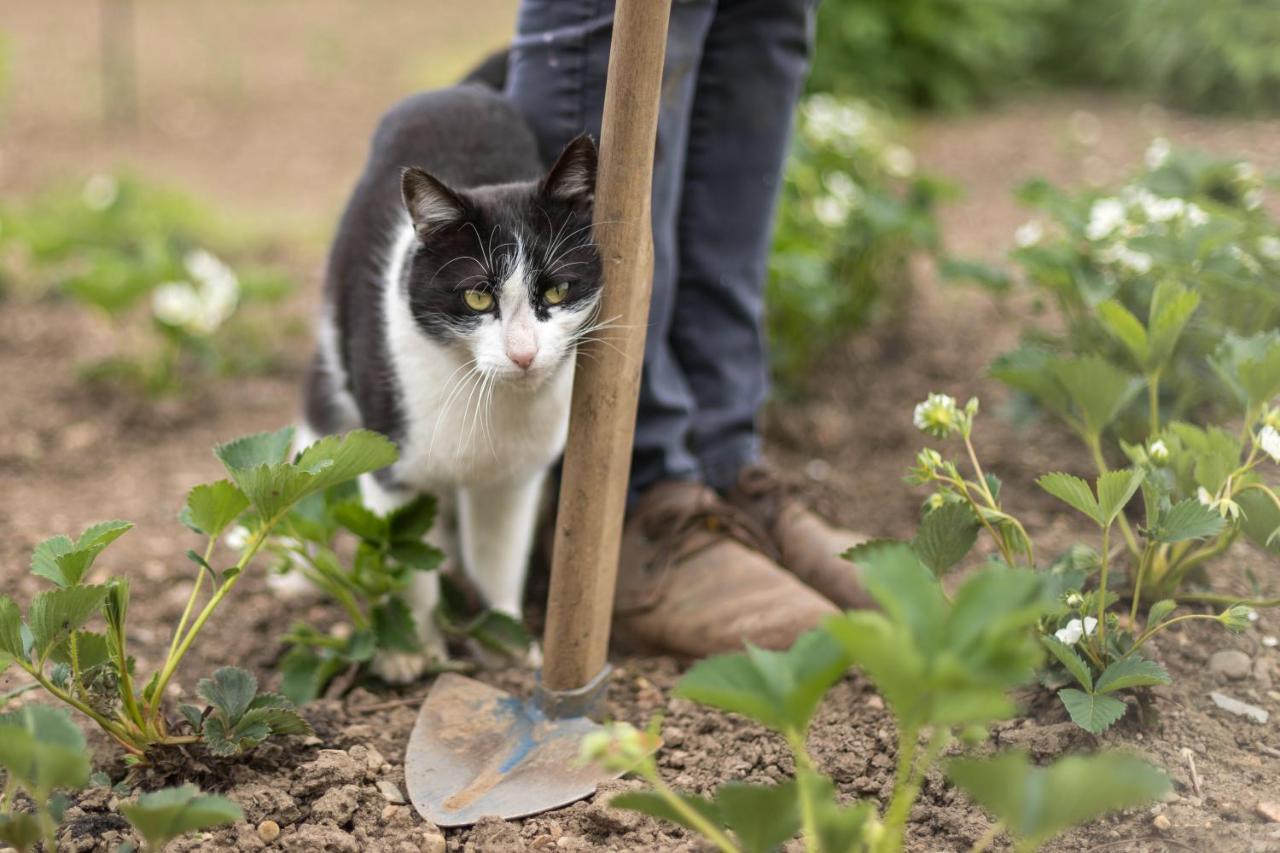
[1100,243,1154,275]
[82,174,119,211]
[152,281,204,329]
[1259,425,1280,463]
[883,145,916,177]
[801,95,869,152]
[1197,487,1214,506]
[1145,137,1171,170]
[1054,617,1098,646]
[224,525,251,551]
[1185,203,1209,227]
[1144,195,1185,223]
[1015,220,1044,248]
[1245,189,1264,211]
[813,195,849,228]
[1149,439,1169,463]
[1234,162,1258,183]
[1263,636,1278,648]
[913,393,961,438]
[1086,198,1127,241]
[1259,236,1280,261]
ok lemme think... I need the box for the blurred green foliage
[768,96,946,386]
[808,0,1063,112]
[0,173,296,394]
[1041,0,1280,115]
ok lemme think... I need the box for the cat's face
[400,135,602,389]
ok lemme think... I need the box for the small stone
[420,825,446,853]
[1259,801,1280,824]
[1262,636,1278,648]
[1153,814,1172,832]
[364,745,387,773]
[865,695,884,710]
[258,820,281,843]
[1209,691,1270,723]
[377,780,406,804]
[1208,650,1252,680]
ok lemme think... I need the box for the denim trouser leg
[506,0,716,499]
[673,0,816,490]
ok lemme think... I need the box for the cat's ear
[541,134,597,205]
[402,167,467,236]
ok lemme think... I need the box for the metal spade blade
[404,673,620,827]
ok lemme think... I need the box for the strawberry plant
[908,394,1270,733]
[587,543,1169,851]
[0,427,396,762]
[251,487,529,704]
[118,784,242,852]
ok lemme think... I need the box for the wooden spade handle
[542,0,673,693]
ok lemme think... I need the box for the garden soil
[3,4,1280,848]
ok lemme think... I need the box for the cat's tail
[461,48,510,91]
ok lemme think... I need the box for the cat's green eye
[464,289,494,312]
[544,282,570,306]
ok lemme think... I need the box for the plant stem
[1161,531,1237,596]
[21,663,144,754]
[1129,541,1155,626]
[640,764,738,853]
[1147,371,1161,438]
[1124,613,1226,658]
[787,732,821,853]
[1097,525,1111,647]
[1085,434,1141,558]
[164,537,217,665]
[1177,592,1280,608]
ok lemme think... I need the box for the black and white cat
[301,84,603,681]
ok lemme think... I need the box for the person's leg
[668,0,817,490]
[505,0,716,498]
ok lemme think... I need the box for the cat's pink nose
[508,348,537,370]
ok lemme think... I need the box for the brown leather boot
[723,465,875,611]
[612,480,838,658]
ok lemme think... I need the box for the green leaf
[1096,468,1144,525]
[333,501,388,543]
[293,430,399,497]
[1146,599,1177,627]
[0,596,24,661]
[1037,473,1102,525]
[715,782,801,853]
[1040,635,1093,691]
[389,540,444,572]
[214,427,295,471]
[913,502,979,576]
[802,772,875,853]
[947,751,1169,849]
[30,524,129,588]
[181,481,250,538]
[0,813,42,851]
[990,346,1072,419]
[1146,281,1200,369]
[371,598,420,652]
[609,791,720,834]
[1058,688,1127,734]
[202,715,265,756]
[76,520,133,552]
[197,666,257,725]
[1096,300,1148,366]
[102,578,130,669]
[1238,489,1280,554]
[854,541,947,652]
[0,704,91,791]
[120,784,243,849]
[675,629,850,735]
[389,494,437,542]
[1050,355,1144,435]
[1095,658,1171,694]
[28,585,109,659]
[1210,331,1280,407]
[49,631,111,671]
[465,611,532,657]
[1150,498,1227,543]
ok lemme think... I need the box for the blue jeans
[506,0,816,497]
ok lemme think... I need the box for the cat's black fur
[305,84,599,452]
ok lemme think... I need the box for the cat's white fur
[308,216,593,683]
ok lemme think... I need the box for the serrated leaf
[371,598,420,652]
[1096,300,1148,366]
[120,784,243,848]
[990,346,1073,419]
[1096,468,1144,525]
[389,540,444,572]
[1146,281,1200,369]
[241,705,311,737]
[1050,355,1144,435]
[389,494,437,542]
[293,430,399,497]
[181,481,250,538]
[1037,473,1102,525]
[947,750,1169,849]
[197,666,257,724]
[676,629,850,735]
[214,427,295,471]
[715,781,801,853]
[610,790,719,834]
[333,501,388,543]
[1058,688,1127,734]
[0,704,91,791]
[1041,635,1093,691]
[913,502,979,576]
[464,611,532,657]
[1210,331,1280,407]
[202,714,262,756]
[1238,489,1280,555]
[178,704,205,733]
[49,631,111,671]
[1146,599,1177,627]
[1095,658,1171,694]
[28,585,109,660]
[1150,498,1227,543]
[0,596,24,661]
[801,772,876,853]
[31,524,125,588]
[76,520,133,552]
[185,550,218,586]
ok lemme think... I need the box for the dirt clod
[1208,649,1253,680]
[1259,802,1280,824]
[1153,814,1172,832]
[310,785,361,825]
